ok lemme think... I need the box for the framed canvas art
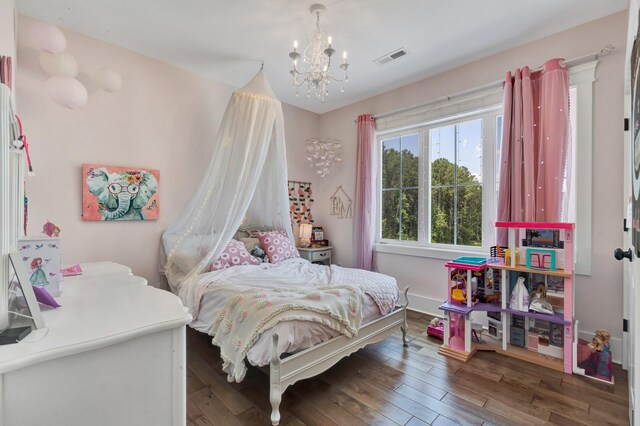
[18,237,62,297]
[82,164,160,221]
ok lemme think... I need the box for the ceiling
[18,0,627,114]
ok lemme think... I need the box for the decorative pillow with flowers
[256,230,300,264]
[209,239,261,271]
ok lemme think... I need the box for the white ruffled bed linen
[184,258,393,367]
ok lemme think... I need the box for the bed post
[401,286,410,347]
[270,333,282,426]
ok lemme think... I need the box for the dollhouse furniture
[0,262,192,426]
[438,257,495,361]
[439,222,583,377]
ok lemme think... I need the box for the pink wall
[16,15,319,286]
[313,11,627,347]
[15,11,628,352]
[283,104,322,243]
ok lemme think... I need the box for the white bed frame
[267,286,410,425]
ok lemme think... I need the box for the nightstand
[298,246,332,265]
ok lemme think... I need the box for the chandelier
[305,137,343,177]
[288,3,349,102]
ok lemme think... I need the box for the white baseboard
[405,293,623,365]
[405,292,443,316]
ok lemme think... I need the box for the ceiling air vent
[374,48,408,66]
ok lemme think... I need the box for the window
[378,106,502,252]
[376,65,594,272]
[429,119,483,246]
[381,133,419,241]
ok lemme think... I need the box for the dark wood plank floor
[186,311,630,426]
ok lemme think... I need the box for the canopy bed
[161,70,409,425]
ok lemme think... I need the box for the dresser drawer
[311,249,331,262]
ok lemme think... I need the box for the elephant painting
[82,164,160,221]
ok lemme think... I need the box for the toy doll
[529,282,554,315]
[29,257,49,287]
[42,220,61,237]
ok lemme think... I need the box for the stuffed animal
[250,246,269,263]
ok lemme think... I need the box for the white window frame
[376,105,501,259]
[569,61,596,276]
[374,60,595,270]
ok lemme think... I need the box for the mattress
[185,259,392,367]
[191,292,382,366]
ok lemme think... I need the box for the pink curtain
[354,114,376,270]
[497,58,570,245]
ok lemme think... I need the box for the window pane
[382,137,401,188]
[430,125,455,188]
[457,185,482,246]
[401,134,419,187]
[431,186,454,245]
[401,188,419,241]
[381,189,400,240]
[457,119,483,184]
[430,125,455,173]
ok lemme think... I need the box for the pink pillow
[209,239,261,271]
[256,230,300,264]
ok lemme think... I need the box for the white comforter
[181,258,399,367]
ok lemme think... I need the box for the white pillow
[239,237,260,251]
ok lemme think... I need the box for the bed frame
[267,286,410,425]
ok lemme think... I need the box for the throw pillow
[239,237,260,252]
[256,230,300,264]
[209,239,261,271]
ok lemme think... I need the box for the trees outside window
[379,109,501,250]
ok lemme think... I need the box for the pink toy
[42,220,60,237]
[427,318,444,340]
[61,264,83,277]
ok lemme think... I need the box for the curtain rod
[355,44,614,124]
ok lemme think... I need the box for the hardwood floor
[186,311,630,426]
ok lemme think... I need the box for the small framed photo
[311,226,324,242]
[8,250,45,330]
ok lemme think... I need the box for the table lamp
[299,223,312,248]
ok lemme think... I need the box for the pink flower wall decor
[288,180,314,224]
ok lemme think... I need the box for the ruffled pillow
[209,239,261,271]
[256,230,300,264]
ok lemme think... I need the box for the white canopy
[162,70,293,290]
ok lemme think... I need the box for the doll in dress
[29,257,49,287]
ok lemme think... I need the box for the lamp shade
[30,22,67,54]
[93,67,122,93]
[46,76,88,109]
[39,52,79,77]
[299,223,312,239]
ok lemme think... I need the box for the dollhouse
[439,222,586,376]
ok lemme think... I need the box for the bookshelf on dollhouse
[439,222,579,375]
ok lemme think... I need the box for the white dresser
[0,262,192,426]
